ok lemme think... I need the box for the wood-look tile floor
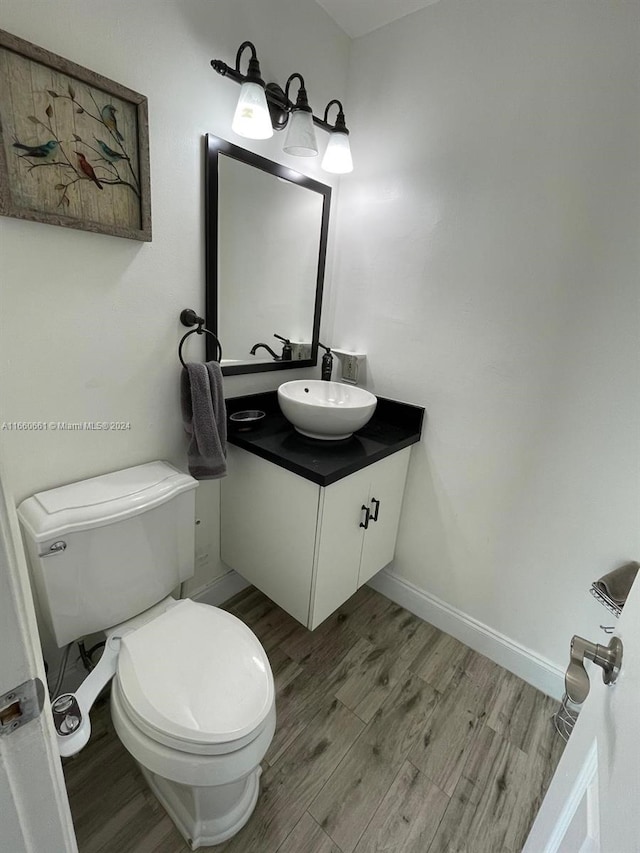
[63,586,565,853]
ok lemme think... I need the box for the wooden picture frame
[0,29,151,241]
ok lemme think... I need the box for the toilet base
[138,762,262,850]
[110,679,275,849]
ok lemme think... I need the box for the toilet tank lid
[17,461,198,542]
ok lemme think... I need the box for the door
[311,466,369,629]
[359,448,411,586]
[221,447,319,626]
[523,574,640,853]
[0,458,77,852]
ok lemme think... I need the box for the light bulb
[321,131,353,174]
[283,110,318,157]
[232,82,273,140]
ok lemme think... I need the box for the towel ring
[178,308,222,367]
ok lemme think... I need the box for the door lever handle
[565,634,623,704]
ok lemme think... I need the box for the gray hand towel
[180,361,227,479]
[594,561,639,607]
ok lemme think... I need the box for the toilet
[17,461,275,850]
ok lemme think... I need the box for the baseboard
[368,569,564,700]
[191,570,251,608]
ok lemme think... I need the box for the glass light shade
[232,81,273,140]
[283,110,318,157]
[321,131,353,174]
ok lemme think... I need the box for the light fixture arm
[210,56,243,84]
[210,40,265,87]
[236,41,257,69]
[285,73,312,113]
[320,99,349,135]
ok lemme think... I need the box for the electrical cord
[78,639,111,704]
[49,639,108,702]
[49,642,72,699]
[78,640,106,672]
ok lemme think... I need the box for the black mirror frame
[204,134,331,375]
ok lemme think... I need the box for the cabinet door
[358,447,411,586]
[221,447,320,626]
[309,466,370,629]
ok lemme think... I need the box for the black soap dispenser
[319,342,333,380]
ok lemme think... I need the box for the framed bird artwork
[0,28,151,241]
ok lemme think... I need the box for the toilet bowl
[109,598,276,848]
[17,461,275,849]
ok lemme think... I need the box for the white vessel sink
[278,380,377,440]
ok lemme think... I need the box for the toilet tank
[17,461,198,647]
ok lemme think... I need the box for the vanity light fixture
[211,41,353,173]
[213,42,273,140]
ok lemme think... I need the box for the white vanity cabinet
[221,445,411,629]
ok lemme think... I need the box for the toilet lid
[116,599,274,747]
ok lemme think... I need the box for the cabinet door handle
[359,504,371,529]
[370,497,380,523]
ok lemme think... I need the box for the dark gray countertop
[225,390,425,486]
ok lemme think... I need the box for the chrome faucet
[318,343,333,380]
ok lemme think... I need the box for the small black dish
[228,410,266,432]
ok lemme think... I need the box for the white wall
[330,0,640,672]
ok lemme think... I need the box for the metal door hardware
[360,499,382,529]
[0,678,45,736]
[370,497,380,522]
[40,540,67,557]
[565,635,623,704]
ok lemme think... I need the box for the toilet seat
[115,599,274,756]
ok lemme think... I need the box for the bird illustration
[100,105,124,142]
[76,152,103,189]
[94,137,129,163]
[12,139,59,159]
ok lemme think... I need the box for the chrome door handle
[565,635,623,704]
[40,540,67,557]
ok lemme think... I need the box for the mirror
[205,134,331,375]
